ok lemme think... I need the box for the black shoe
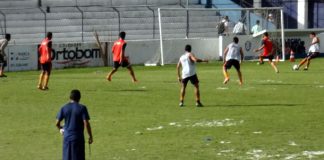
[179,102,184,107]
[0,74,7,77]
[196,102,203,107]
[42,87,49,91]
[303,68,308,71]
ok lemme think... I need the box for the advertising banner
[51,43,103,69]
[7,45,38,71]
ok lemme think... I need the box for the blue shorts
[63,140,85,160]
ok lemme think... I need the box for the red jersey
[39,38,52,64]
[262,37,273,56]
[112,38,126,62]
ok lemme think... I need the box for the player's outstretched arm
[84,120,93,144]
[240,47,244,63]
[176,61,182,82]
[223,47,229,63]
[254,44,264,52]
[189,53,208,63]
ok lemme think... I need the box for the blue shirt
[56,102,90,142]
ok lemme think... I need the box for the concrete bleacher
[0,0,221,44]
[81,6,118,42]
[1,8,45,44]
[0,0,38,8]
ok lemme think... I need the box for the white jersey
[0,39,8,56]
[179,52,196,79]
[225,42,241,61]
[309,37,320,53]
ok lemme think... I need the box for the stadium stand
[0,0,38,8]
[0,0,222,44]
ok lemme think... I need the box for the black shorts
[182,74,199,85]
[41,62,52,74]
[113,61,130,69]
[261,55,274,61]
[0,54,7,68]
[224,59,240,70]
[307,52,319,59]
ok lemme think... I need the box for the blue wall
[262,0,324,29]
[262,0,298,29]
[309,1,324,28]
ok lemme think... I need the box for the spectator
[267,13,274,23]
[251,20,262,35]
[217,16,229,36]
[233,20,247,35]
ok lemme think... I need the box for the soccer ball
[292,64,299,70]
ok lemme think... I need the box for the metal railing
[0,1,201,41]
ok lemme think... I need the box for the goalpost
[156,7,285,66]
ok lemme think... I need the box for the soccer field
[1,59,324,160]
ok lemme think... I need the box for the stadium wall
[4,38,220,72]
[4,30,324,72]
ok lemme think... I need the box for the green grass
[1,59,324,160]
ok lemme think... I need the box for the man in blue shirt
[56,90,93,160]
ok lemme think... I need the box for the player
[106,32,137,82]
[294,32,320,70]
[37,32,53,90]
[177,45,208,107]
[56,89,93,160]
[0,34,11,77]
[223,37,244,85]
[254,32,279,73]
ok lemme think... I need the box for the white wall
[4,31,324,72]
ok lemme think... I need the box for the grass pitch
[1,59,324,160]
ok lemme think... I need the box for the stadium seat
[75,0,112,6]
[42,0,76,7]
[0,0,38,8]
[0,0,222,43]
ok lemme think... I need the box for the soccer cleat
[0,74,7,77]
[303,68,308,71]
[196,102,203,107]
[179,102,184,107]
[42,86,49,91]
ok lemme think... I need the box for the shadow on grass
[84,89,147,92]
[119,89,147,92]
[255,83,310,86]
[206,103,303,108]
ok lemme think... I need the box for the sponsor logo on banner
[8,45,38,71]
[245,41,252,51]
[51,43,103,69]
